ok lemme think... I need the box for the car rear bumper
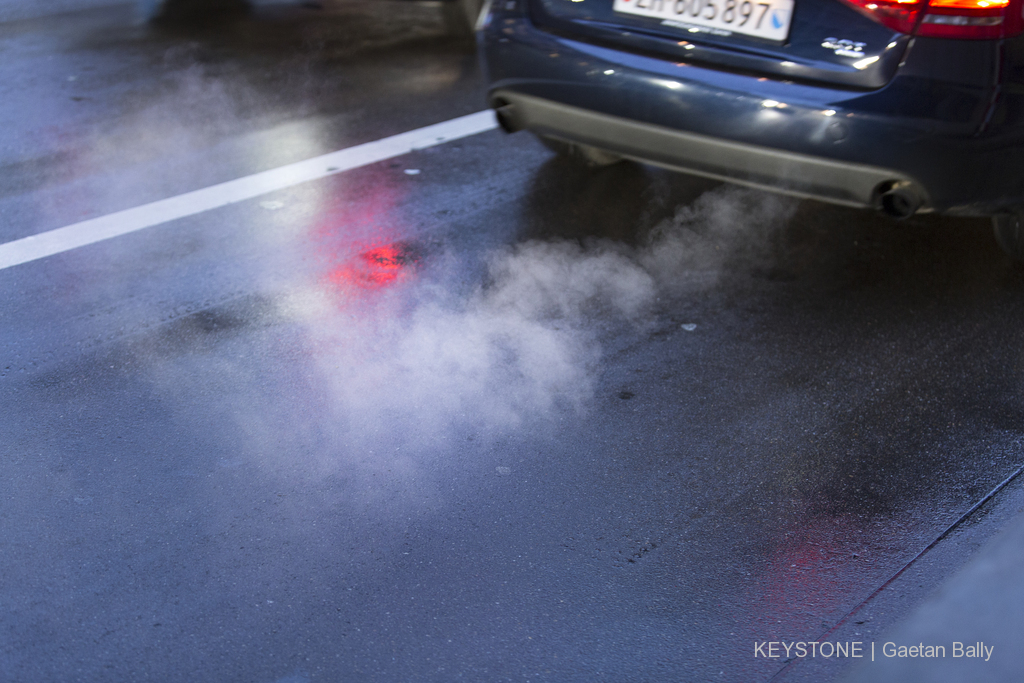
[480,17,1024,216]
[492,89,923,212]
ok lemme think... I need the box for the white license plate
[612,0,794,42]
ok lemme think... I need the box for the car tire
[993,212,1024,261]
[535,134,623,168]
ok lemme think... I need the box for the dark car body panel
[479,1,1024,215]
[530,0,911,88]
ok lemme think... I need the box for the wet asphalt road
[2,2,1024,682]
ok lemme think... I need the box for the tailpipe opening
[875,181,924,220]
[492,101,522,134]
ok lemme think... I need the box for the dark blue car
[477,0,1024,258]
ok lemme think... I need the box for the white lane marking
[0,110,498,271]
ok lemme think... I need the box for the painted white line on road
[0,110,499,271]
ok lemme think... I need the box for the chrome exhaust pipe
[877,181,923,219]
[493,103,522,134]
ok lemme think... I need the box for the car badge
[821,38,867,59]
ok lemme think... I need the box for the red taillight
[840,0,923,34]
[918,0,1020,38]
[840,0,1023,38]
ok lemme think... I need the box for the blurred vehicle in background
[478,0,1024,259]
[138,0,485,35]
[137,0,249,20]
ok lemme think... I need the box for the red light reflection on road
[311,169,422,300]
[327,242,420,291]
[742,513,876,644]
